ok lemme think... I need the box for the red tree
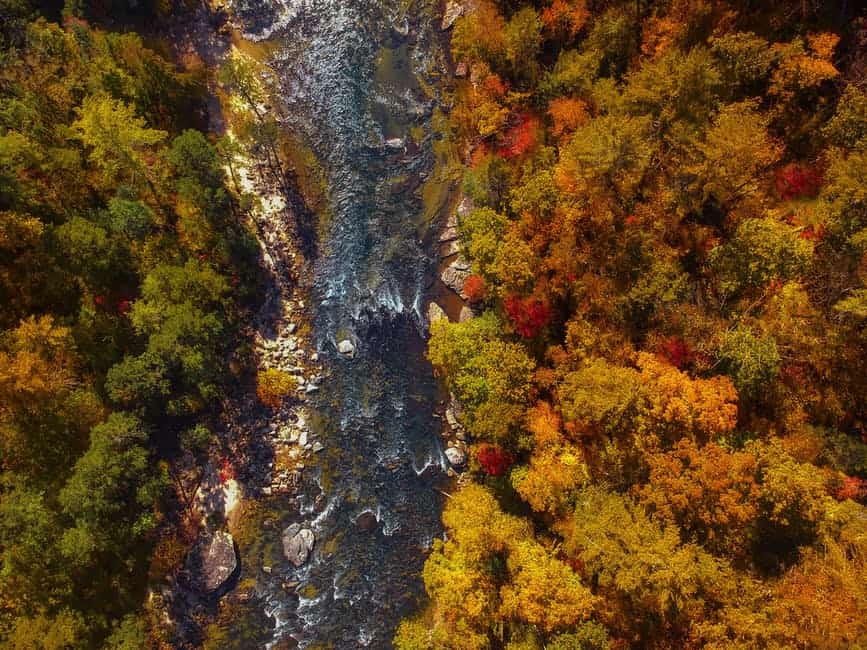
[498,113,540,159]
[477,444,515,476]
[775,163,823,201]
[463,274,487,303]
[660,336,692,369]
[505,294,551,337]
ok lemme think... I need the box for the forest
[3,0,867,647]
[0,0,264,646]
[398,0,867,648]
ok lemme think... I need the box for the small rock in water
[282,524,315,567]
[263,565,272,574]
[385,137,405,150]
[337,339,356,356]
[305,383,319,394]
[445,446,467,467]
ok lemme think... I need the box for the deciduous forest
[398,0,867,648]
[0,1,261,646]
[3,0,867,648]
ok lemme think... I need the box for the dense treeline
[0,5,257,647]
[399,1,867,648]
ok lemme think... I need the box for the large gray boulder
[193,530,238,594]
[282,524,315,567]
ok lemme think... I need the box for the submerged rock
[356,511,378,531]
[282,524,315,567]
[192,530,238,594]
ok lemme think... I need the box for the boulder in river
[337,339,356,357]
[283,524,315,567]
[191,530,238,595]
[445,446,467,467]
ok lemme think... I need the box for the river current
[229,1,449,646]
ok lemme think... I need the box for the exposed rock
[312,441,324,453]
[442,0,463,29]
[427,301,447,325]
[445,446,467,467]
[455,61,469,77]
[337,339,356,357]
[442,259,471,296]
[282,524,315,567]
[459,305,475,322]
[445,407,462,431]
[192,530,238,594]
[440,239,461,258]
[439,212,459,242]
[385,137,405,149]
[456,195,474,218]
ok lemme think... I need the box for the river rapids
[227,0,451,646]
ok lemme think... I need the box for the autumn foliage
[775,162,823,200]
[463,274,488,303]
[476,443,515,476]
[504,294,551,337]
[401,1,867,648]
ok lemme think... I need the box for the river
[228,1,450,647]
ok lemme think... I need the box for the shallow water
[229,1,449,646]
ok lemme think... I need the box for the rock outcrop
[191,530,238,594]
[427,301,447,325]
[442,0,463,29]
[441,257,471,296]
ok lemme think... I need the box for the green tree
[708,218,812,299]
[428,313,535,444]
[716,326,780,402]
[71,95,167,190]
